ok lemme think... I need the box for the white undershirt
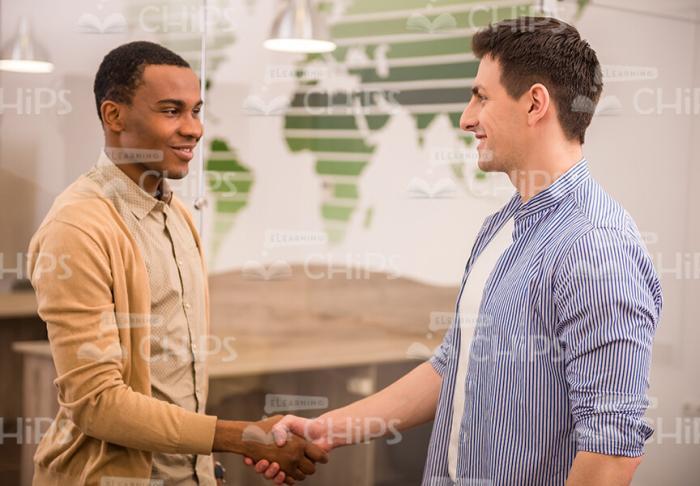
[448,217,514,480]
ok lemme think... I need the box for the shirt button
[184,302,191,310]
[177,259,184,267]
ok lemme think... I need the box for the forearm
[65,381,218,454]
[565,451,641,486]
[320,361,442,448]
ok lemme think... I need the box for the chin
[162,161,190,179]
[477,154,495,172]
[170,169,189,179]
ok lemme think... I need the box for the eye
[162,108,178,116]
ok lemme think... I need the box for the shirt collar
[514,158,590,221]
[96,149,172,220]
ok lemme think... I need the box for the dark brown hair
[472,16,603,143]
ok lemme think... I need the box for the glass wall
[1,1,699,485]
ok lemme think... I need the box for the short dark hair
[93,41,190,123]
[472,16,603,143]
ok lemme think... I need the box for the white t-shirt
[448,217,514,480]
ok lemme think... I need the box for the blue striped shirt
[423,158,663,485]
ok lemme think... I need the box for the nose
[179,112,203,141]
[459,96,478,132]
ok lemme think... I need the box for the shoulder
[551,178,648,261]
[546,177,660,296]
[551,197,662,316]
[31,175,123,251]
[572,178,639,235]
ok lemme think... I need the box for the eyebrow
[156,99,203,108]
[471,85,486,96]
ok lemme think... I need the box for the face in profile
[459,55,529,175]
[115,64,203,181]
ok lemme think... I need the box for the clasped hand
[243,415,332,485]
[242,415,328,483]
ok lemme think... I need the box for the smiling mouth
[170,145,195,161]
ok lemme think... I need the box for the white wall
[0,0,134,291]
[577,1,700,483]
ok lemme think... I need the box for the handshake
[210,361,431,483]
[215,404,402,483]
[213,415,332,485]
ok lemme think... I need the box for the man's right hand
[243,415,329,481]
[213,415,328,484]
[243,415,333,485]
[241,362,443,484]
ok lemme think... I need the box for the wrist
[212,420,248,455]
[317,412,348,450]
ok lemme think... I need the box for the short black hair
[93,41,190,123]
[472,17,603,144]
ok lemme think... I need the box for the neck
[509,141,583,204]
[104,138,162,195]
[120,163,162,196]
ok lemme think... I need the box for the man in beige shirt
[27,41,326,485]
[88,151,215,484]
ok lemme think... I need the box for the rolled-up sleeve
[430,318,456,377]
[553,227,662,457]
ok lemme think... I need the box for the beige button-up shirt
[87,151,215,485]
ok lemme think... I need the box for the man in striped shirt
[249,16,662,486]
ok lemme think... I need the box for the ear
[525,83,550,127]
[100,100,125,133]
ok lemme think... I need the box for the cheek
[480,108,498,137]
[129,112,172,145]
[487,105,519,137]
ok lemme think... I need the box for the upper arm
[29,220,120,388]
[553,227,662,457]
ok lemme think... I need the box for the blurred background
[0,0,699,484]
